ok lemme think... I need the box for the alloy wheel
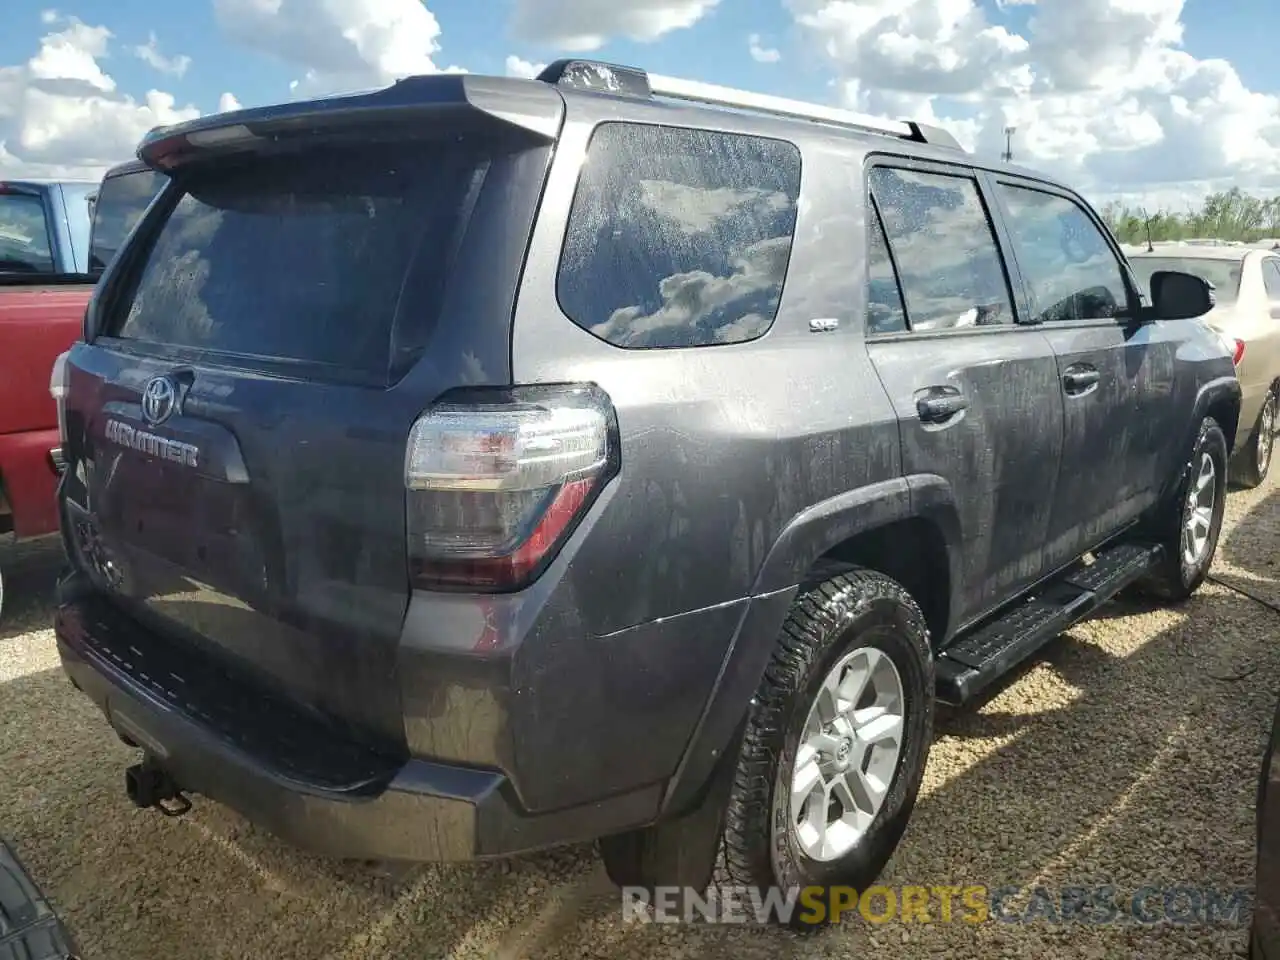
[787,645,906,862]
[1258,391,1277,479]
[1181,451,1217,568]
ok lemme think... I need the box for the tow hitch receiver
[125,761,192,817]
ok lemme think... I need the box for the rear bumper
[57,604,484,862]
[54,578,659,863]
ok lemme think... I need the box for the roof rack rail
[535,58,963,151]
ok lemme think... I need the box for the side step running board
[935,543,1162,706]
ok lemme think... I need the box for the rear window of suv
[557,122,801,349]
[107,142,489,384]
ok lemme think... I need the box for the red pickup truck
[1,161,163,614]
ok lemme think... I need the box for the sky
[2,0,1279,211]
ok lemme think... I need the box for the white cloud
[6,0,1280,209]
[635,180,792,234]
[505,55,545,80]
[0,13,199,181]
[789,0,1280,203]
[27,15,114,92]
[594,234,792,346]
[790,0,1030,98]
[748,34,781,64]
[212,0,466,97]
[510,0,719,52]
[131,32,191,78]
[217,91,242,113]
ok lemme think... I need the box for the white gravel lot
[1,473,1277,959]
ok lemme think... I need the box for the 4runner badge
[104,419,200,468]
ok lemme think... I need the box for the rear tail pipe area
[125,759,192,817]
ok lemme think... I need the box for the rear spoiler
[136,75,566,171]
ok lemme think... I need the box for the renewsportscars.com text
[621,884,1252,926]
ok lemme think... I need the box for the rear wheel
[1232,386,1277,489]
[1139,416,1228,601]
[599,569,934,927]
[717,569,933,926]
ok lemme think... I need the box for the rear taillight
[49,349,71,444]
[1231,338,1246,366]
[405,384,618,592]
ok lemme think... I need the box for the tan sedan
[1130,244,1280,487]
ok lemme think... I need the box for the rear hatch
[58,77,563,754]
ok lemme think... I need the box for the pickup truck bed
[0,277,92,538]
[0,166,164,550]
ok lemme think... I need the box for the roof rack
[535,58,962,151]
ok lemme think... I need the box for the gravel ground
[2,473,1277,960]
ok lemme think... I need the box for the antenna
[1001,125,1016,162]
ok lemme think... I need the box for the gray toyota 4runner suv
[53,59,1240,923]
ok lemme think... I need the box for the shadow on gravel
[945,481,1280,708]
[1216,485,1280,604]
[0,535,64,643]
[2,490,1279,959]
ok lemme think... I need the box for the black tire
[713,569,934,927]
[598,569,934,926]
[1231,386,1277,490]
[1139,416,1228,602]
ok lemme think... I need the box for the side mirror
[1147,269,1215,321]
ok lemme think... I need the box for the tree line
[1099,187,1280,247]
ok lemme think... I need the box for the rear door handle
[914,387,969,423]
[1063,365,1100,394]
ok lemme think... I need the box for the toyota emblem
[141,375,177,425]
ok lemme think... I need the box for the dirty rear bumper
[54,577,658,864]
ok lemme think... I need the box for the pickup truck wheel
[1231,386,1277,489]
[1139,416,1228,602]
[713,569,934,927]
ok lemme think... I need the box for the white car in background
[1129,243,1280,487]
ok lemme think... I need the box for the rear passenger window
[996,185,1130,322]
[1264,259,1280,301]
[557,122,801,349]
[866,206,906,334]
[869,167,1013,331]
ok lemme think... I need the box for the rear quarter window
[556,122,801,349]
